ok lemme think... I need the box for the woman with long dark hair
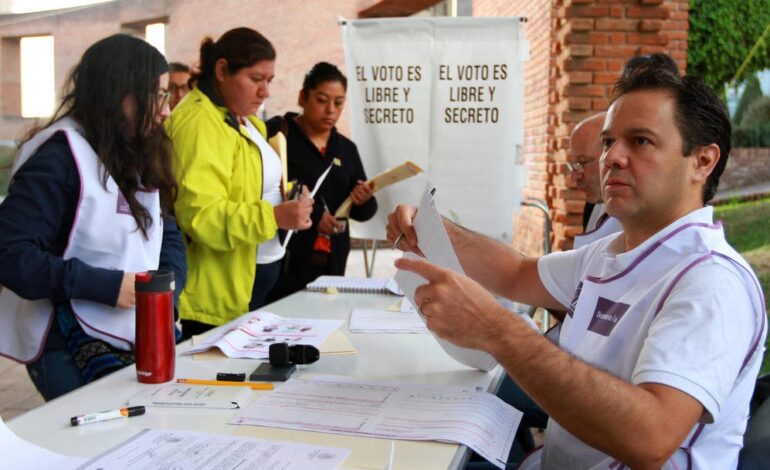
[267,62,377,302]
[166,27,313,338]
[0,34,185,400]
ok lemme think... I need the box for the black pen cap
[127,405,146,417]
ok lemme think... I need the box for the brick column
[548,0,689,251]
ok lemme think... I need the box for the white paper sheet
[282,162,334,249]
[230,376,519,469]
[76,428,351,470]
[394,187,499,371]
[349,308,429,334]
[128,384,251,409]
[0,416,85,470]
[184,311,342,359]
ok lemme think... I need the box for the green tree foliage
[733,95,770,147]
[734,73,763,125]
[742,95,770,127]
[688,0,770,90]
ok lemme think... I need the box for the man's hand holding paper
[391,187,498,371]
[395,256,510,352]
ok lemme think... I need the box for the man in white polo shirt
[388,59,766,468]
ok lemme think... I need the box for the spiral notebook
[305,276,402,295]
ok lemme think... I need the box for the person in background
[168,62,192,110]
[266,62,377,302]
[568,112,623,248]
[0,34,185,401]
[166,28,313,339]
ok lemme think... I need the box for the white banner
[341,16,528,242]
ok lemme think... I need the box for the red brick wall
[550,0,689,251]
[720,148,770,192]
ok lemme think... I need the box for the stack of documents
[306,276,402,295]
[230,375,519,470]
[349,308,429,334]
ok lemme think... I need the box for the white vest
[0,117,161,361]
[524,218,765,469]
[573,203,623,249]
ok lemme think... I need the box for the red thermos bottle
[135,270,175,383]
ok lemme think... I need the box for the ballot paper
[230,375,519,469]
[394,186,499,371]
[129,384,251,409]
[282,162,334,249]
[76,428,351,470]
[348,308,429,334]
[184,311,343,360]
[0,416,86,470]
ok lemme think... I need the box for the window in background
[145,22,165,56]
[20,35,55,118]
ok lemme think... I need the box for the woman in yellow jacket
[165,28,313,338]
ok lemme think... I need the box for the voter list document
[77,428,350,470]
[230,376,520,469]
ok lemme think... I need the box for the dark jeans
[249,260,281,311]
[26,321,85,401]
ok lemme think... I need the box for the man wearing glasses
[567,112,622,248]
[168,62,192,110]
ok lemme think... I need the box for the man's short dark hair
[169,62,191,74]
[621,53,679,81]
[613,57,731,203]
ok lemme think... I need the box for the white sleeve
[536,244,593,309]
[631,259,759,422]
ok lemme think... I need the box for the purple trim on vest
[653,250,765,374]
[515,444,543,470]
[650,249,764,468]
[581,211,611,237]
[70,308,133,350]
[586,221,722,284]
[712,252,767,372]
[652,253,713,318]
[0,305,55,364]
[63,131,86,259]
[679,422,705,470]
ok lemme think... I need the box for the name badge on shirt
[588,296,631,336]
[116,192,132,215]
